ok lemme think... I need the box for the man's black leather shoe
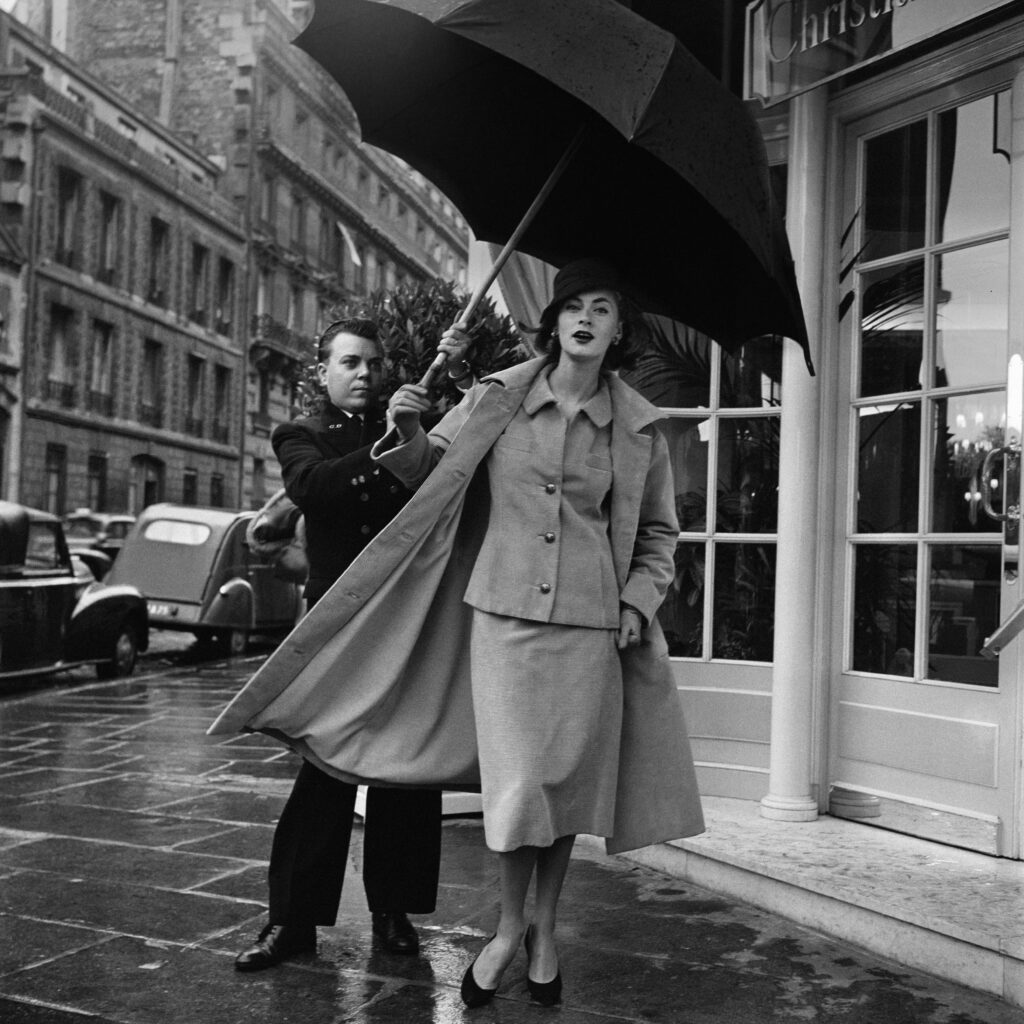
[234,923,316,972]
[371,911,419,954]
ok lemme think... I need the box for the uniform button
[360,492,370,502]
[390,486,400,494]
[539,583,551,594]
[544,483,556,494]
[360,524,371,535]
[544,532,555,543]
[350,478,359,486]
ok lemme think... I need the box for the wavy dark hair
[529,290,648,371]
[316,316,380,362]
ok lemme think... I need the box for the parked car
[106,504,304,654]
[0,501,148,680]
[63,510,136,577]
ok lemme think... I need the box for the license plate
[147,602,172,618]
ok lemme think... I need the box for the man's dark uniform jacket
[264,400,441,927]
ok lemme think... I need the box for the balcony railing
[45,380,76,407]
[185,416,204,437]
[212,420,229,444]
[139,403,164,428]
[88,390,114,417]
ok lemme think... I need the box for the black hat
[540,258,629,322]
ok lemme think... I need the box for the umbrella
[295,0,811,374]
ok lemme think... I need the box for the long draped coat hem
[208,358,705,854]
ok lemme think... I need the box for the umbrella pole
[418,126,587,388]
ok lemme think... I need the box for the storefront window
[852,544,917,675]
[936,91,1011,244]
[930,393,1005,533]
[926,545,999,686]
[850,89,1008,687]
[934,240,1009,389]
[856,402,920,533]
[860,259,924,398]
[624,333,782,662]
[863,119,927,262]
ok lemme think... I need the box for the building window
[213,366,230,443]
[182,468,198,506]
[44,444,67,515]
[261,174,276,226]
[87,452,108,511]
[190,243,209,325]
[253,457,266,506]
[98,192,121,284]
[46,305,76,407]
[55,167,82,268]
[140,340,163,427]
[148,217,169,306]
[216,258,235,335]
[210,473,225,508]
[130,455,165,513]
[186,355,205,436]
[89,319,113,417]
[288,285,303,331]
[257,367,271,417]
[291,193,306,249]
[256,267,271,317]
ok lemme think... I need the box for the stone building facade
[10,0,471,509]
[0,11,248,514]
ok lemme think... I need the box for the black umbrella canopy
[296,0,809,362]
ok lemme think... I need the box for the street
[0,640,1022,1023]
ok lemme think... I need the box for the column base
[760,794,819,822]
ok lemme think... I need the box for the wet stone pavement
[1,656,1023,1023]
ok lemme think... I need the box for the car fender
[205,578,253,630]
[67,584,149,660]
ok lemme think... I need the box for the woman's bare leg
[470,846,535,989]
[527,834,575,982]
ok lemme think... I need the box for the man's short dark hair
[317,317,380,363]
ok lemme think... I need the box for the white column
[760,86,827,822]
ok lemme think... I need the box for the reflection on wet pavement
[1,661,1021,1022]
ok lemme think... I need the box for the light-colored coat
[209,358,704,854]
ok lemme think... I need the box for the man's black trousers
[267,759,442,925]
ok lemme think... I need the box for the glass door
[829,76,1020,855]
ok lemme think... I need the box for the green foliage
[295,278,529,415]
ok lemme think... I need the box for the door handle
[980,444,1020,522]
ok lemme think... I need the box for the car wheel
[96,621,139,679]
[221,628,249,656]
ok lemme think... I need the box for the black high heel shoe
[460,936,499,1008]
[524,925,562,1007]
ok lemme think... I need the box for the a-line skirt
[470,609,623,852]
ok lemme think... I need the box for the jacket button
[544,532,555,543]
[539,583,551,594]
[360,524,371,535]
[360,492,370,501]
[544,483,556,494]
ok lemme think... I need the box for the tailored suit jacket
[271,404,413,602]
[210,358,705,854]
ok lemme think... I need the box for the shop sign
[746,0,1018,105]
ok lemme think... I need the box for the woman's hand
[439,322,472,378]
[387,382,433,442]
[617,606,644,650]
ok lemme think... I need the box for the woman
[209,258,703,1007]
[375,257,700,1007]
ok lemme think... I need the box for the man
[235,316,472,971]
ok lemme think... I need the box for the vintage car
[63,509,136,576]
[106,503,304,654]
[0,501,149,680]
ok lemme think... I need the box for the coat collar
[482,357,664,433]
